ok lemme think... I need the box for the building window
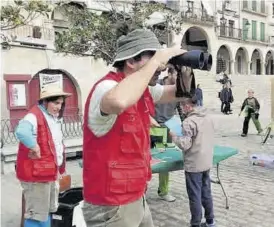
[228,20,234,37]
[260,0,265,13]
[220,18,227,36]
[252,0,257,11]
[252,20,257,40]
[185,0,194,13]
[260,22,265,41]
[243,0,248,9]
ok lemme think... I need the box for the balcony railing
[180,7,215,25]
[1,115,83,147]
[3,24,55,41]
[216,26,242,40]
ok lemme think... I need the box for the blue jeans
[197,99,203,106]
[185,170,214,226]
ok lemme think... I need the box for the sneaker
[241,133,247,137]
[201,222,216,227]
[257,130,263,135]
[158,194,176,202]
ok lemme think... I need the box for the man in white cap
[15,84,71,227]
[82,29,194,227]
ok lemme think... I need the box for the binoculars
[168,50,212,71]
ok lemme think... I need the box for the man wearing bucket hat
[82,29,194,227]
[15,85,71,227]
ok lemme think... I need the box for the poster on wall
[8,83,27,107]
[39,73,63,90]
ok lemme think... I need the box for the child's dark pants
[185,170,214,226]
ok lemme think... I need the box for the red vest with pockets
[16,105,65,182]
[83,71,155,205]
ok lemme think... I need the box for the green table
[151,145,238,173]
[78,146,238,209]
[151,145,238,209]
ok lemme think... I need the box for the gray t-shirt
[154,79,178,125]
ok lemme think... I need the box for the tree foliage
[55,1,183,64]
[1,0,51,30]
[0,0,51,47]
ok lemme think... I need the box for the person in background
[195,84,203,107]
[154,67,178,202]
[15,85,70,227]
[81,29,194,227]
[222,73,232,87]
[220,84,232,114]
[240,89,263,137]
[170,97,215,227]
[228,86,234,113]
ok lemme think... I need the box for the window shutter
[252,20,257,40]
[260,22,265,42]
[242,18,248,40]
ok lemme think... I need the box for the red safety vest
[16,105,65,182]
[83,71,155,205]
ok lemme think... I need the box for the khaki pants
[82,196,154,227]
[21,181,59,222]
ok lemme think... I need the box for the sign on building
[39,73,63,90]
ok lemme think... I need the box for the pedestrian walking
[195,84,203,106]
[240,89,263,137]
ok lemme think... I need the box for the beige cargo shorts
[21,181,59,222]
[82,196,154,227]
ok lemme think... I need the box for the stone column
[261,62,266,75]
[247,61,251,75]
[229,60,235,75]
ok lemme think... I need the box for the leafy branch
[55,0,183,64]
[1,0,51,30]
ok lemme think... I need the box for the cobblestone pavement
[1,113,274,227]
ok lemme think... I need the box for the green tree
[54,0,183,64]
[1,0,51,46]
[1,0,51,30]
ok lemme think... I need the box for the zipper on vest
[109,161,145,168]
[48,141,58,167]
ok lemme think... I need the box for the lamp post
[243,19,250,40]
[220,15,226,25]
[245,20,251,30]
[220,14,226,36]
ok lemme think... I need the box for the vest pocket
[108,161,147,194]
[32,160,57,177]
[120,123,142,153]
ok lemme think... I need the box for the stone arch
[216,45,232,74]
[265,50,274,75]
[235,47,249,75]
[29,68,82,117]
[250,49,263,75]
[181,26,211,52]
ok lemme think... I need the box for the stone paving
[1,112,274,227]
